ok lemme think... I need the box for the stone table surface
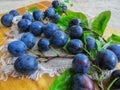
[0,0,120,31]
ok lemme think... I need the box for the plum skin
[1,14,13,27]
[17,19,32,32]
[44,7,55,17]
[21,32,36,49]
[69,18,82,27]
[62,5,67,12]
[8,41,27,56]
[22,13,34,22]
[50,30,68,47]
[73,74,95,90]
[52,14,61,23]
[72,53,91,74]
[9,10,19,16]
[86,36,96,51]
[33,10,44,20]
[107,44,120,61]
[110,70,120,88]
[67,39,84,54]
[14,55,38,75]
[69,25,83,39]
[96,49,118,70]
[37,38,50,51]
[52,1,60,8]
[29,21,43,36]
[42,23,58,38]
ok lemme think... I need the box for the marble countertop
[0,0,120,30]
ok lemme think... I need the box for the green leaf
[67,10,88,27]
[96,39,103,51]
[83,31,93,45]
[64,0,71,3]
[89,49,97,61]
[27,7,40,13]
[55,7,63,15]
[63,37,71,53]
[107,34,120,44]
[102,42,111,49]
[50,68,75,90]
[57,10,88,31]
[92,11,111,36]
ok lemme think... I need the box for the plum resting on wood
[14,55,38,75]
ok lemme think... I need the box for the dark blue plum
[17,19,32,32]
[67,39,83,54]
[21,32,36,49]
[72,53,91,74]
[50,30,68,47]
[110,70,120,88]
[107,44,120,61]
[69,25,83,39]
[73,74,95,90]
[96,49,118,70]
[14,55,38,75]
[22,13,34,22]
[69,18,82,27]
[33,10,44,20]
[86,36,96,51]
[44,7,55,17]
[8,41,27,56]
[52,14,61,23]
[42,23,58,38]
[29,21,43,36]
[52,0,60,8]
[9,10,19,16]
[1,14,13,27]
[37,38,50,51]
[62,5,67,12]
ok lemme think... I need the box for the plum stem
[97,81,104,90]
[92,64,102,73]
[107,77,119,90]
[28,50,74,62]
[37,54,74,58]
[50,46,60,56]
[83,48,91,57]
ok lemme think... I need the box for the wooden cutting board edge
[0,1,120,90]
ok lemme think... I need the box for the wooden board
[0,1,56,90]
[0,1,120,90]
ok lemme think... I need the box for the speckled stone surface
[0,0,120,30]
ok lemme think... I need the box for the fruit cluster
[1,0,120,90]
[1,0,68,75]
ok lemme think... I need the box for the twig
[37,54,75,59]
[82,26,107,43]
[97,81,105,90]
[28,50,74,62]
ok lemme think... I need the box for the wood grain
[0,1,56,90]
[0,1,120,90]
